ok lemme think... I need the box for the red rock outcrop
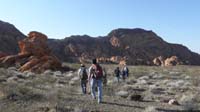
[110,36,120,47]
[48,28,200,65]
[96,56,127,65]
[0,31,62,73]
[153,56,165,66]
[164,56,179,66]
[153,56,180,66]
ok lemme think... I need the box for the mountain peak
[108,28,153,37]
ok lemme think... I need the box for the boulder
[153,56,180,66]
[164,56,179,66]
[153,56,165,66]
[168,99,180,105]
[0,31,63,73]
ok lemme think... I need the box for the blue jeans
[81,80,87,94]
[90,78,102,103]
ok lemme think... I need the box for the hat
[92,59,97,64]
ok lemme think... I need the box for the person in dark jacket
[114,67,120,82]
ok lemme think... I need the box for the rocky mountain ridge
[1,20,200,65]
[0,20,25,55]
[48,28,200,65]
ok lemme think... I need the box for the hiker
[114,67,120,82]
[121,64,129,81]
[121,67,126,81]
[78,64,88,94]
[123,64,129,78]
[102,67,107,86]
[88,58,103,103]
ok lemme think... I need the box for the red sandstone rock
[153,56,165,66]
[165,56,179,66]
[110,36,120,47]
[0,31,62,73]
[153,56,180,66]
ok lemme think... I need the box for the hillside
[0,20,200,65]
[48,28,200,65]
[0,20,25,54]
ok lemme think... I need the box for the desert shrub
[126,77,137,85]
[192,78,200,87]
[3,84,45,101]
[180,94,200,111]
[63,63,81,70]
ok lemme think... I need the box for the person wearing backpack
[88,59,103,103]
[102,67,107,86]
[123,64,129,78]
[114,67,120,83]
[78,64,88,94]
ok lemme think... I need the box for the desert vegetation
[0,64,200,112]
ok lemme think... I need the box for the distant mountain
[0,20,25,54]
[0,20,200,65]
[48,28,200,65]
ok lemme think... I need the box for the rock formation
[110,36,120,47]
[153,56,180,66]
[1,20,200,65]
[164,56,180,66]
[48,28,200,65]
[153,56,165,66]
[96,56,127,65]
[0,31,62,73]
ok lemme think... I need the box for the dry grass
[0,65,200,112]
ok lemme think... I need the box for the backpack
[114,69,120,77]
[124,67,129,73]
[91,64,103,79]
[80,68,88,80]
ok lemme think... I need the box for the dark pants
[81,80,87,94]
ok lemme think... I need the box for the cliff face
[48,28,200,65]
[0,20,25,54]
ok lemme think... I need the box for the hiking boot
[98,100,102,104]
[92,96,96,100]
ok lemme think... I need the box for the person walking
[102,67,107,86]
[114,67,120,82]
[121,67,126,81]
[78,64,88,94]
[88,59,103,103]
[123,64,129,78]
